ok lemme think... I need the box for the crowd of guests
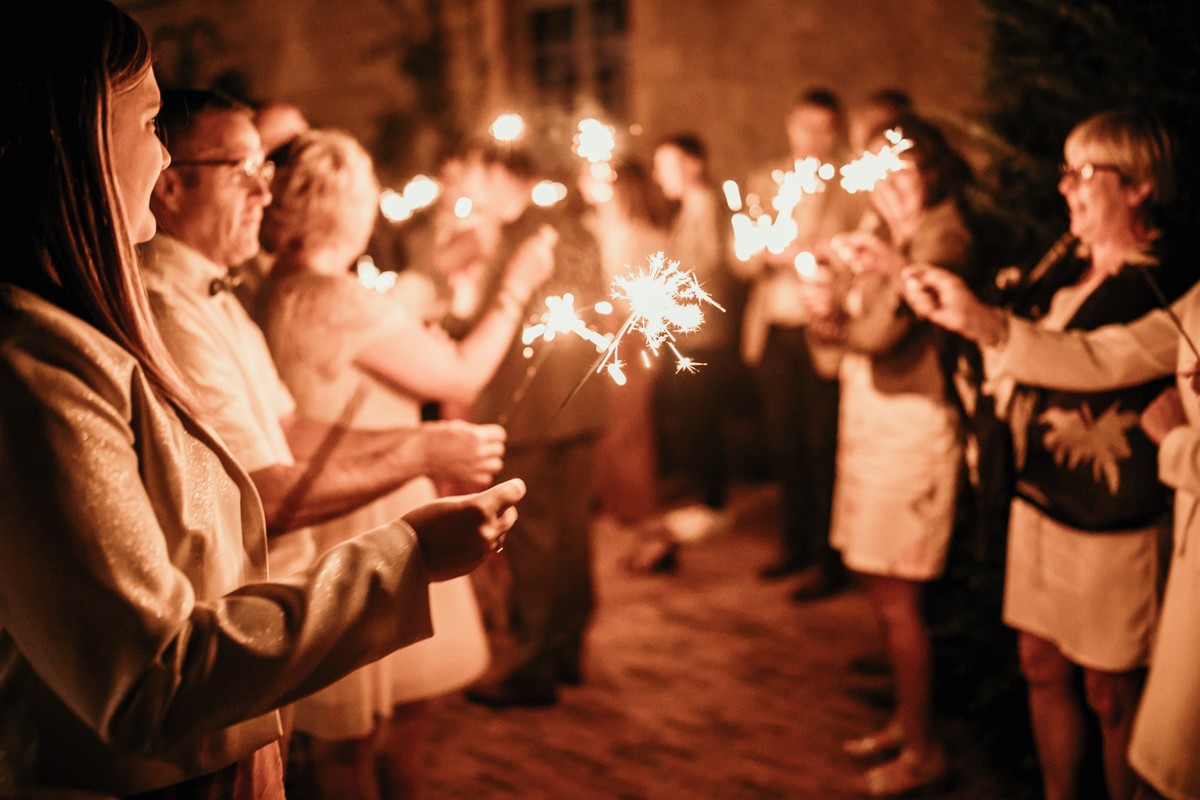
[2,3,1199,800]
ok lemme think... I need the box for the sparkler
[839,128,913,193]
[599,251,724,375]
[729,156,833,261]
[501,252,724,431]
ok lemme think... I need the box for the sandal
[861,747,948,798]
[843,722,903,759]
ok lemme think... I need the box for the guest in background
[258,128,555,799]
[806,115,974,796]
[583,158,677,573]
[732,88,866,598]
[652,133,746,542]
[849,88,913,155]
[455,143,609,708]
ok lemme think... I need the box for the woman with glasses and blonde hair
[904,109,1192,800]
[0,3,522,796]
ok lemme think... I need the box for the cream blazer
[0,285,433,795]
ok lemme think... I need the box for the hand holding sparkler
[831,230,907,278]
[901,264,1010,346]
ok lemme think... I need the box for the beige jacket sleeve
[0,296,433,770]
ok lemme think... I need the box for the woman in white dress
[807,116,974,796]
[258,129,554,799]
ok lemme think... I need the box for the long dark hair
[0,0,192,409]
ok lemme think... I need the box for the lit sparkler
[599,251,724,375]
[839,128,913,193]
[574,118,616,163]
[729,156,832,262]
[521,293,611,352]
[379,174,441,223]
[489,113,525,143]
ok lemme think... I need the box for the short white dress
[263,270,489,740]
[830,350,961,581]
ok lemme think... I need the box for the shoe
[464,679,557,709]
[662,504,726,543]
[789,568,847,603]
[621,539,679,575]
[859,747,949,798]
[759,556,805,581]
[843,722,903,760]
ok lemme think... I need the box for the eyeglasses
[1058,162,1124,184]
[171,157,276,184]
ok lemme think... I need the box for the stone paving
[417,483,1044,800]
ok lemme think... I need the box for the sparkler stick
[543,252,724,428]
[1134,266,1200,361]
[495,292,611,426]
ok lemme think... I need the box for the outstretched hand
[901,264,1006,345]
[404,477,526,581]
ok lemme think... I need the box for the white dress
[263,270,489,740]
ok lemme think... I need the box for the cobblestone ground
[412,483,1043,800]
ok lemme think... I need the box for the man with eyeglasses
[140,89,507,582]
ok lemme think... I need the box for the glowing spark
[379,175,441,223]
[453,196,473,219]
[722,180,743,212]
[594,300,614,315]
[355,256,397,294]
[606,362,627,385]
[522,293,611,352]
[600,251,724,376]
[489,113,525,142]
[793,251,818,280]
[840,128,913,193]
[574,118,617,163]
[531,180,568,207]
[729,156,831,261]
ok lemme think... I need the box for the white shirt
[140,234,314,576]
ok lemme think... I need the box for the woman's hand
[501,224,558,303]
[404,478,525,581]
[831,231,906,278]
[1141,386,1187,445]
[901,264,1008,346]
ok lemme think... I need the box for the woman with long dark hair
[0,3,521,795]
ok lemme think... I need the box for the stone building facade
[118,0,988,189]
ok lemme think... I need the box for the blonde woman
[258,129,553,798]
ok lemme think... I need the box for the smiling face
[152,109,272,267]
[1058,139,1146,248]
[109,67,170,244]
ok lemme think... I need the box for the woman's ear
[1124,178,1154,210]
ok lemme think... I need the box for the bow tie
[208,269,245,297]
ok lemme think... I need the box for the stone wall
[117,0,989,185]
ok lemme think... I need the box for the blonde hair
[261,129,380,256]
[1065,110,1177,221]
